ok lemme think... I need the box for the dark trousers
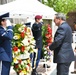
[57,63,71,75]
[30,48,41,68]
[1,61,11,75]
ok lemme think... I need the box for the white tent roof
[0,0,56,19]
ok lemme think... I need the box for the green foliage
[42,0,76,14]
[42,25,47,45]
[13,24,22,33]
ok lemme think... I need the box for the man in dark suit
[31,15,42,75]
[0,13,13,75]
[48,13,75,75]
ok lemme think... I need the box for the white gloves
[6,19,12,26]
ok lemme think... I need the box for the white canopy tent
[0,0,56,19]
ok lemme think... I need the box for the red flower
[18,59,22,64]
[14,64,19,68]
[24,27,27,32]
[13,46,18,52]
[27,63,30,67]
[21,32,25,38]
[47,27,52,34]
[45,33,52,38]
[45,25,52,45]
[46,38,52,43]
[25,68,28,71]
[21,46,25,52]
[48,43,51,46]
[46,25,52,34]
[18,70,22,73]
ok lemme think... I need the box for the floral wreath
[42,24,53,60]
[12,24,35,75]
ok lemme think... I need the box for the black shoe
[31,69,38,75]
[71,71,76,74]
[31,72,38,75]
[43,64,50,68]
[35,73,42,75]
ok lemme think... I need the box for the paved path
[10,62,75,75]
[51,62,76,75]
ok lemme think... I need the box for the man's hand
[36,48,38,50]
[46,46,50,52]
[74,49,76,53]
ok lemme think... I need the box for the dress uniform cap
[35,15,42,19]
[0,12,9,20]
[24,22,31,27]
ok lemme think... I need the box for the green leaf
[41,0,76,14]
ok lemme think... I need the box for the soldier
[31,15,43,75]
[0,13,13,75]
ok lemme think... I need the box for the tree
[41,0,76,14]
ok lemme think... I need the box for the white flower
[18,28,22,32]
[24,60,27,64]
[44,51,47,54]
[20,72,24,75]
[30,40,35,45]
[22,38,29,46]
[13,36,18,40]
[26,65,29,71]
[14,51,19,55]
[21,61,24,65]
[23,25,26,27]
[44,56,47,59]
[18,25,25,32]
[33,49,37,53]
[30,45,35,49]
[24,51,30,57]
[18,49,20,53]
[26,46,30,51]
[47,56,50,59]
[13,54,15,58]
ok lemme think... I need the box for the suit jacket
[0,26,13,62]
[32,22,42,48]
[49,22,75,63]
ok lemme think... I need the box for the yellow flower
[27,59,30,63]
[27,27,31,33]
[17,42,22,47]
[18,25,25,32]
[13,33,21,40]
[22,70,27,74]
[20,70,26,75]
[16,35,21,39]
[13,58,18,63]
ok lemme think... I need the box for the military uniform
[0,13,13,75]
[30,15,43,75]
[31,22,42,68]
